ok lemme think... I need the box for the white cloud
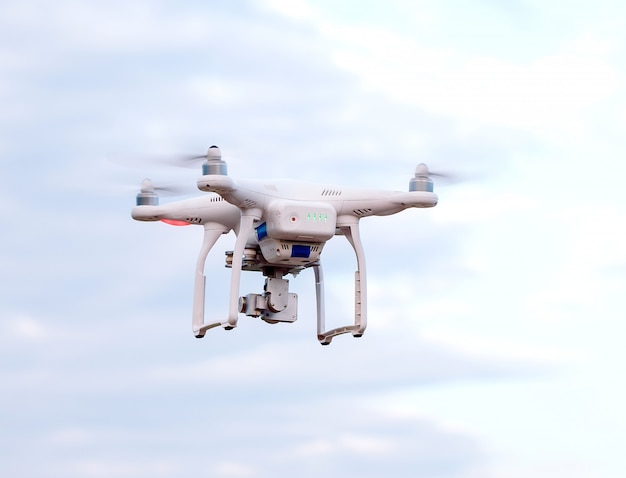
[330,31,618,139]
[0,0,214,58]
[420,327,581,364]
[262,1,620,141]
[69,459,177,478]
[186,77,253,108]
[339,433,396,454]
[2,1,626,478]
[261,0,319,21]
[525,205,626,314]
[211,461,257,478]
[4,314,47,341]
[433,188,539,224]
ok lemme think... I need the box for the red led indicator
[160,219,191,226]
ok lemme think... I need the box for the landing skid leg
[316,222,367,345]
[192,225,229,338]
[192,213,258,337]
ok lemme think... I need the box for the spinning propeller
[135,178,190,205]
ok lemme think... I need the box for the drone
[131,146,438,345]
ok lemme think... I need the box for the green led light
[307,212,329,221]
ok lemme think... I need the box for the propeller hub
[409,163,434,192]
[136,178,159,206]
[140,178,155,193]
[202,145,228,176]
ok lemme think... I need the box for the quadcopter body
[131,146,438,344]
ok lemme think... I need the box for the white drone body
[131,146,438,345]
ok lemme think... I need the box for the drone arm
[192,224,229,337]
[317,220,367,345]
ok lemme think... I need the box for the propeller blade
[109,146,226,173]
[415,164,465,184]
[429,170,462,183]
[138,178,195,197]
[153,184,194,196]
[107,151,207,170]
[163,153,207,169]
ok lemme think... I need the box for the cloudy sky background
[2,1,625,477]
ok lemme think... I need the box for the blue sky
[1,1,625,477]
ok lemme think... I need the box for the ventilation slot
[244,199,257,208]
[186,217,202,224]
[353,208,373,217]
[321,189,342,197]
